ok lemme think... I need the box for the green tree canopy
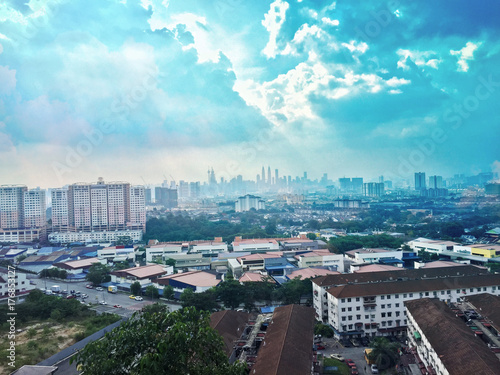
[180,288,218,311]
[73,307,246,375]
[86,263,111,286]
[145,285,159,299]
[163,285,175,300]
[216,278,246,310]
[130,281,142,296]
[368,337,400,370]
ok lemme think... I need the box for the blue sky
[0,0,499,187]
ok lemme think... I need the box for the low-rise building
[156,270,221,294]
[0,268,34,300]
[145,243,184,262]
[110,264,170,286]
[97,246,135,262]
[232,237,280,253]
[48,229,143,244]
[189,240,228,256]
[53,257,102,277]
[294,250,345,272]
[312,265,500,338]
[405,298,500,375]
[344,248,403,266]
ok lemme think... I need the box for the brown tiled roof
[327,273,500,298]
[210,310,250,356]
[156,270,221,287]
[251,305,314,375]
[53,257,100,270]
[288,268,339,280]
[110,264,168,279]
[464,293,500,332]
[239,272,275,283]
[313,265,488,287]
[405,298,500,375]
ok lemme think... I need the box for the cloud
[450,41,481,72]
[262,0,289,58]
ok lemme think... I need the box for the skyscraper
[268,166,272,185]
[23,189,46,228]
[428,175,443,189]
[275,169,279,185]
[51,188,69,230]
[415,172,426,190]
[261,166,265,183]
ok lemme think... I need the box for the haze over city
[0,0,499,188]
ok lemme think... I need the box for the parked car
[86,284,93,289]
[316,344,326,350]
[81,293,88,298]
[330,354,345,361]
[113,305,122,308]
[95,287,104,291]
[371,364,379,374]
[75,291,82,296]
[135,296,143,301]
[346,359,355,368]
[66,295,75,299]
[129,295,136,299]
[99,301,107,305]
[342,340,352,348]
[351,368,359,375]
[61,290,68,294]
[351,338,360,347]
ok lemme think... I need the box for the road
[32,278,182,318]
[317,336,374,375]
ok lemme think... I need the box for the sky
[0,0,499,188]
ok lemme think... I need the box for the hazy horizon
[1,0,499,188]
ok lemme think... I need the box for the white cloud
[450,41,481,72]
[262,0,289,58]
[386,77,411,87]
[342,40,368,54]
[0,65,16,95]
[321,17,339,26]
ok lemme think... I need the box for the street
[317,336,373,375]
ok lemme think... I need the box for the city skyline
[0,1,499,188]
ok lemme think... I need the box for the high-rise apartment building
[130,186,146,230]
[0,185,28,229]
[23,189,46,228]
[415,172,426,190]
[363,182,385,197]
[428,175,443,189]
[51,188,69,230]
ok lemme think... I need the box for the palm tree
[368,337,400,370]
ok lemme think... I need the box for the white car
[135,296,143,301]
[99,301,107,305]
[371,364,379,374]
[95,287,104,291]
[330,353,345,362]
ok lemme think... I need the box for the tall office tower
[321,173,328,185]
[379,175,384,183]
[178,181,190,199]
[428,175,443,189]
[275,169,279,186]
[189,182,200,198]
[415,172,426,190]
[68,183,91,230]
[267,166,272,185]
[0,185,27,229]
[51,188,69,230]
[288,176,292,185]
[209,168,217,185]
[256,175,261,185]
[351,178,364,194]
[130,186,146,230]
[303,172,307,181]
[339,178,351,191]
[145,188,152,205]
[261,166,265,183]
[155,186,178,208]
[24,189,46,228]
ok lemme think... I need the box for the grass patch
[324,358,351,375]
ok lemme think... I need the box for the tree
[164,258,176,267]
[314,322,334,338]
[113,261,130,271]
[217,278,246,309]
[86,263,111,286]
[131,281,142,296]
[163,285,175,300]
[306,232,317,240]
[72,307,246,375]
[273,277,311,305]
[368,337,399,370]
[145,285,159,299]
[180,288,218,311]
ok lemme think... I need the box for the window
[356,297,360,302]
[409,293,413,297]
[387,312,392,317]
[404,319,407,324]
[365,315,369,319]
[347,298,351,302]
[387,304,392,308]
[395,294,399,298]
[342,317,346,321]
[388,320,392,326]
[381,312,386,317]
[381,304,385,309]
[371,314,375,319]
[381,296,385,300]
[403,293,407,298]
[356,306,360,311]
[441,291,445,295]
[396,311,400,317]
[483,287,487,291]
[348,324,353,330]
[348,316,353,321]
[493,286,496,291]
[341,299,345,303]
[356,315,361,320]
[395,303,399,308]
[342,308,346,312]
[348,307,352,312]
[456,289,460,293]
[381,321,386,327]
[447,290,451,294]
[425,292,429,296]
[387,295,391,299]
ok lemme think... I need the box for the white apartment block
[189,241,228,256]
[130,186,146,230]
[295,251,345,273]
[69,183,92,229]
[146,244,184,262]
[23,189,46,228]
[51,188,69,230]
[235,194,265,212]
[232,237,280,252]
[48,229,143,244]
[0,268,35,300]
[345,248,404,265]
[0,185,27,229]
[312,266,500,339]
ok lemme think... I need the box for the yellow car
[129,295,136,299]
